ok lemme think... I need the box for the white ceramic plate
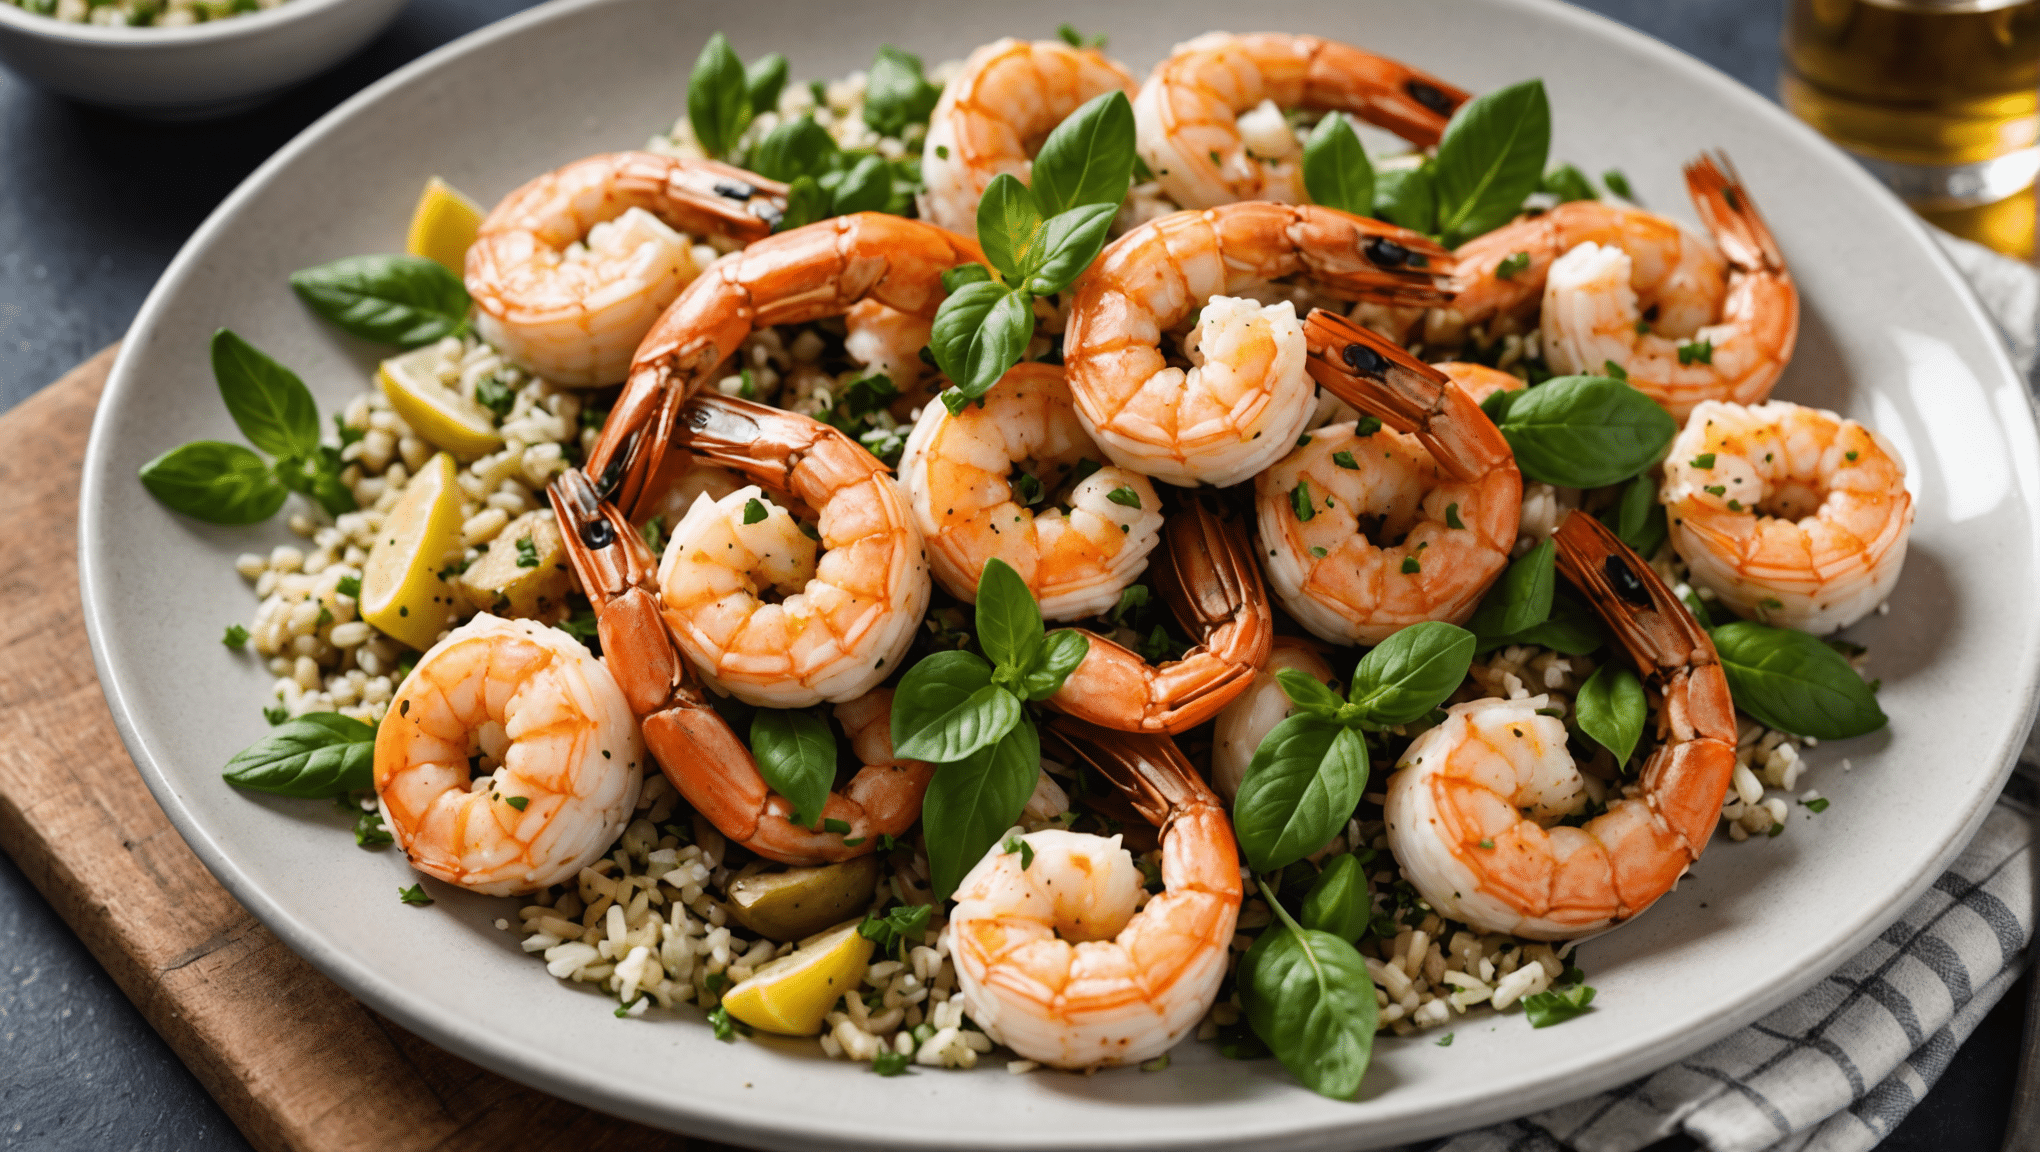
[78,0,2040,1148]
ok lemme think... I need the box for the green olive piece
[726,855,883,942]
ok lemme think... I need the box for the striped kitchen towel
[1405,232,2040,1152]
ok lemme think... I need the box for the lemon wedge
[405,176,485,272]
[720,920,874,1036]
[378,346,503,460]
[360,452,465,651]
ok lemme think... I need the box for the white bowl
[0,0,407,118]
[77,0,2040,1147]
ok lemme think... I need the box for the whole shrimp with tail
[948,716,1241,1069]
[1386,512,1737,938]
[547,420,933,865]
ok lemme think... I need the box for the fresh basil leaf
[688,32,751,158]
[1274,666,1342,715]
[942,262,992,293]
[780,175,832,232]
[288,255,471,348]
[1575,662,1646,766]
[1372,165,1436,234]
[222,712,376,798]
[1496,375,1678,489]
[922,718,1040,900]
[893,649,992,746]
[139,441,289,525]
[1480,385,1518,425]
[1240,915,1377,1099]
[1538,163,1597,203]
[750,708,836,828]
[1467,538,1555,645]
[827,153,893,215]
[1433,79,1551,246]
[1028,89,1136,218]
[1603,471,1668,559]
[1348,621,1476,727]
[1523,982,1596,1027]
[975,557,1044,671]
[931,282,1033,403]
[1020,629,1089,700]
[864,46,941,137]
[890,649,1023,764]
[1711,621,1888,740]
[744,52,788,117]
[1483,590,1604,655]
[1299,853,1369,943]
[1302,113,1373,216]
[1022,203,1117,296]
[1234,717,1368,873]
[209,329,321,459]
[749,115,837,182]
[977,173,1045,282]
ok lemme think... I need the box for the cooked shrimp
[1447,200,1725,342]
[918,38,1138,234]
[373,614,644,896]
[548,472,929,863]
[949,717,1241,1069]
[843,299,935,392]
[1210,636,1335,802]
[465,152,786,387]
[1062,203,1454,487]
[1256,311,1520,645]
[1386,512,1736,938]
[655,393,930,708]
[1135,32,1469,211]
[1046,497,1272,733]
[587,213,981,519]
[1663,399,1912,634]
[1541,157,1797,421]
[898,362,1164,620]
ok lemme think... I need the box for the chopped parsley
[1002,835,1035,870]
[858,903,933,957]
[1522,981,1596,1028]
[1445,503,1464,530]
[398,884,433,906]
[473,374,516,419]
[872,1048,912,1075]
[1332,450,1359,470]
[222,624,249,649]
[1676,339,1714,366]
[1402,555,1422,574]
[742,498,769,525]
[1290,482,1315,522]
[354,808,392,847]
[1106,486,1142,509]
[1805,797,1831,813]
[515,536,539,568]
[336,574,361,598]
[504,795,529,811]
[1354,415,1383,437]
[1691,453,1716,469]
[1495,251,1531,280]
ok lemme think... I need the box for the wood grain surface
[0,348,738,1152]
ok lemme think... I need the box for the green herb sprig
[1315,79,1551,245]
[890,559,1089,898]
[1233,622,1475,874]
[139,330,356,524]
[1481,374,1677,489]
[1238,877,1378,1098]
[926,91,1136,411]
[222,711,377,797]
[289,255,470,347]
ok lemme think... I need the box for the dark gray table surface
[0,2,2024,1149]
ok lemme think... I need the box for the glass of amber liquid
[1784,0,2040,257]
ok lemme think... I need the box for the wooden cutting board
[0,348,743,1152]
